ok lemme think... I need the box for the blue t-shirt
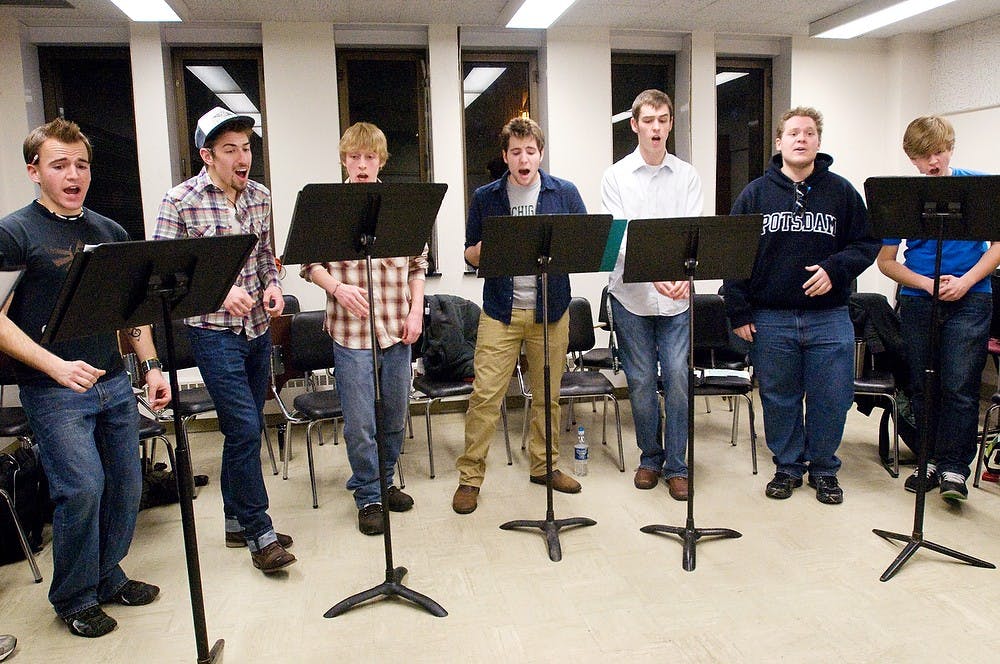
[882,167,991,297]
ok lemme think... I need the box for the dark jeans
[187,325,276,551]
[20,371,139,617]
[899,292,991,478]
[750,307,855,479]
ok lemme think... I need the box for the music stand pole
[869,200,994,580]
[638,258,741,571]
[324,233,446,618]
[40,235,260,663]
[623,215,760,571]
[498,254,597,561]
[279,181,447,617]
[154,285,224,663]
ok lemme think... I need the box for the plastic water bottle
[573,426,588,476]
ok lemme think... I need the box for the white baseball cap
[194,106,255,149]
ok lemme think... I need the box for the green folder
[599,218,627,272]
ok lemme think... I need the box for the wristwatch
[139,358,163,378]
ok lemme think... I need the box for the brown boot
[529,469,582,494]
[634,468,661,490]
[666,476,689,501]
[251,541,297,573]
[452,485,480,514]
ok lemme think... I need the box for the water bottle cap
[577,426,584,433]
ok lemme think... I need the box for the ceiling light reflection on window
[186,65,263,137]
[109,0,181,22]
[463,67,507,109]
[715,72,749,86]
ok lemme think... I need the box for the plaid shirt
[154,168,280,339]
[301,249,428,350]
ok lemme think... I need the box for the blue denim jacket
[465,170,587,324]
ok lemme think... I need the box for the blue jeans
[611,298,689,478]
[187,326,276,551]
[333,341,411,508]
[750,307,854,479]
[19,371,140,618]
[899,293,991,478]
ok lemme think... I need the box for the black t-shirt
[0,201,129,386]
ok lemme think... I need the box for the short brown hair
[339,122,389,165]
[500,116,545,153]
[631,89,673,120]
[902,116,955,159]
[777,106,823,139]
[23,117,93,165]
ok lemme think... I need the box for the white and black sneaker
[939,471,968,501]
[904,462,939,493]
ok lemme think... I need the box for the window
[335,49,436,272]
[38,46,144,241]
[461,52,537,204]
[610,53,676,163]
[171,48,268,187]
[716,58,772,215]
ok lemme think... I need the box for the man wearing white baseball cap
[154,107,295,574]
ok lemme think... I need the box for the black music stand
[282,182,448,618]
[624,214,760,571]
[41,235,258,664]
[865,174,999,582]
[479,213,613,562]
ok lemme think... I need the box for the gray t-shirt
[507,177,541,310]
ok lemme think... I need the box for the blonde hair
[777,106,823,139]
[339,122,389,165]
[23,117,93,164]
[902,116,955,159]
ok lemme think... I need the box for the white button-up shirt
[601,147,703,317]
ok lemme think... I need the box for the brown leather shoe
[634,467,661,490]
[666,476,689,501]
[251,541,297,573]
[452,485,480,514]
[529,469,582,494]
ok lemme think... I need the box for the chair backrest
[152,320,199,372]
[283,293,301,315]
[991,273,1000,339]
[287,310,336,374]
[692,294,731,353]
[567,297,596,354]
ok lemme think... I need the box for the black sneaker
[63,605,117,638]
[939,471,968,501]
[384,486,414,512]
[904,462,939,493]
[358,503,384,535]
[109,579,160,606]
[808,475,844,504]
[765,472,803,499]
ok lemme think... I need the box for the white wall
[0,18,34,212]
[261,22,341,312]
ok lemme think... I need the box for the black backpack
[0,445,47,564]
[421,295,479,382]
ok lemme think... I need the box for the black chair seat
[696,379,752,396]
[292,390,343,421]
[138,415,167,439]
[0,406,30,438]
[174,387,215,416]
[854,372,895,395]
[559,372,614,399]
[577,348,613,370]
[412,376,474,400]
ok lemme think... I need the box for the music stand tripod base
[500,515,598,563]
[324,566,447,618]
[872,528,995,582]
[640,522,741,572]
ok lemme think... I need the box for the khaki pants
[456,308,570,485]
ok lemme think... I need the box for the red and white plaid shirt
[301,250,428,350]
[154,168,280,339]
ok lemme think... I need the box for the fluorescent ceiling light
[810,0,958,39]
[716,72,749,86]
[463,67,506,108]
[506,0,577,29]
[186,66,263,137]
[109,0,181,22]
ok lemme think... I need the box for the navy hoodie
[723,152,879,330]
